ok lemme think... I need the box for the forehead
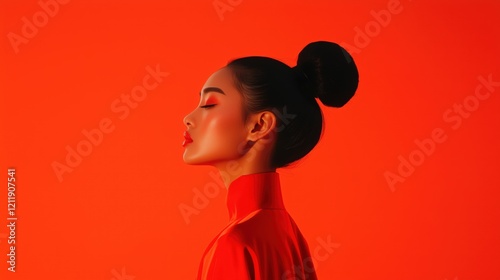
[202,67,236,93]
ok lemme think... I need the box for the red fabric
[196,171,318,280]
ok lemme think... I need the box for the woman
[182,41,359,280]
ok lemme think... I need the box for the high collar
[226,171,286,221]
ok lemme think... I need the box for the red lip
[183,131,193,147]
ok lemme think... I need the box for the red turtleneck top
[196,171,318,280]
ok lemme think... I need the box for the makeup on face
[182,131,193,147]
[183,68,248,165]
[206,96,218,103]
[203,96,218,106]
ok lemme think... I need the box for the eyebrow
[199,87,226,96]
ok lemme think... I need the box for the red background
[1,0,499,279]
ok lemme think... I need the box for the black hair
[227,41,359,169]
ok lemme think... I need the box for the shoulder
[216,229,246,248]
[223,209,305,248]
[207,230,256,279]
[213,227,255,257]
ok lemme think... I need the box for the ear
[246,110,277,144]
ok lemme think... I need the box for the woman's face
[182,67,249,166]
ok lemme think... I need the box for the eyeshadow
[205,96,218,104]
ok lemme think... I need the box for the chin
[183,152,226,167]
[182,151,209,165]
[182,154,198,165]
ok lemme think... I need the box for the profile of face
[182,67,251,167]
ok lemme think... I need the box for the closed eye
[200,104,216,109]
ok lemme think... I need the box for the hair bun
[295,41,359,107]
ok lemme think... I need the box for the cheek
[202,110,246,152]
[206,113,242,138]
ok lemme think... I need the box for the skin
[183,66,278,189]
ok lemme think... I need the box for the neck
[225,171,284,221]
[214,160,276,189]
[213,141,276,189]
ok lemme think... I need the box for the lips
[183,131,193,147]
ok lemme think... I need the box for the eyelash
[200,104,216,109]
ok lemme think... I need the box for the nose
[183,111,193,128]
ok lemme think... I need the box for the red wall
[1,0,499,279]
